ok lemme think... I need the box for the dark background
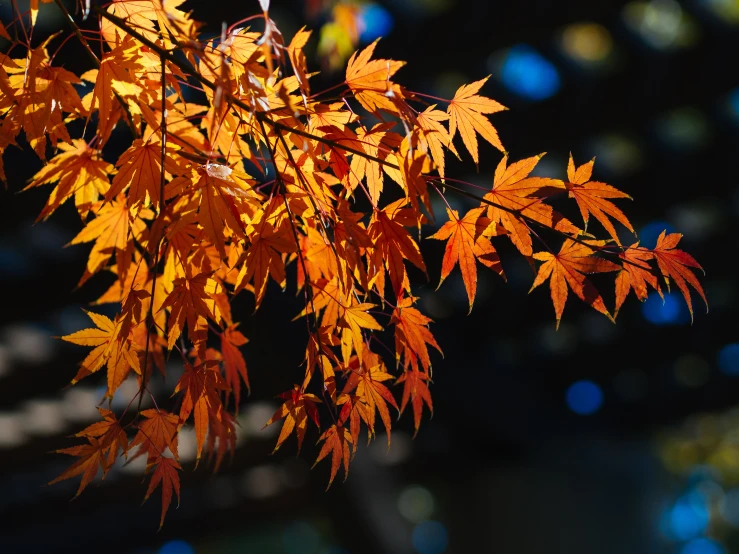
[0,0,737,553]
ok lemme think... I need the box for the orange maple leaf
[89,36,143,138]
[416,106,459,179]
[48,438,110,497]
[652,231,707,320]
[143,456,181,529]
[340,362,398,444]
[391,295,442,373]
[566,154,633,244]
[265,385,321,453]
[69,195,147,278]
[25,140,112,220]
[345,39,405,115]
[614,243,661,317]
[368,198,426,298]
[339,301,383,362]
[49,408,128,496]
[530,239,620,328]
[447,76,506,165]
[220,325,250,405]
[484,154,578,257]
[161,271,216,349]
[173,361,229,463]
[396,368,433,435]
[129,409,180,462]
[61,310,140,397]
[429,207,505,311]
[313,423,354,488]
[106,139,180,214]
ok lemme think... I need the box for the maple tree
[0,0,708,526]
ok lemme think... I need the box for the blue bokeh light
[668,492,710,541]
[359,3,394,43]
[728,87,739,120]
[158,540,195,554]
[638,220,676,248]
[718,343,739,376]
[412,520,448,554]
[500,44,561,101]
[565,380,603,415]
[283,521,320,554]
[641,292,691,326]
[681,538,726,554]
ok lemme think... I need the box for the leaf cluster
[0,0,706,525]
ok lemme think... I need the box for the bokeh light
[411,520,448,554]
[283,521,321,554]
[639,220,676,248]
[701,0,739,25]
[623,0,699,50]
[720,488,739,526]
[674,355,711,388]
[655,107,711,151]
[667,491,710,540]
[726,87,739,123]
[587,134,643,177]
[718,344,739,376]
[158,540,195,554]
[491,44,561,101]
[398,485,435,522]
[359,3,394,42]
[641,292,691,326]
[560,22,614,66]
[565,380,603,415]
[680,537,726,554]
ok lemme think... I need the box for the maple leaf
[313,423,353,488]
[61,310,140,397]
[340,362,398,444]
[49,408,128,496]
[530,239,620,328]
[205,409,237,472]
[447,76,506,165]
[652,231,707,320]
[396,368,433,436]
[106,139,180,215]
[48,438,110,498]
[143,456,181,529]
[193,166,254,259]
[614,243,661,317]
[429,207,505,311]
[129,409,180,461]
[265,385,321,453]
[69,196,148,278]
[173,361,229,463]
[391,295,442,373]
[220,325,250,405]
[160,271,216,350]
[416,106,459,178]
[235,199,296,310]
[566,154,634,244]
[368,199,426,298]
[89,37,143,138]
[345,39,406,115]
[484,154,579,257]
[25,140,113,219]
[75,407,129,467]
[339,302,383,362]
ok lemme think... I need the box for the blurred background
[1,0,738,552]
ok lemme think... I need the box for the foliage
[0,0,706,526]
